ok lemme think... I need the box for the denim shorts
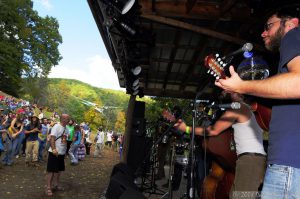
[261,164,300,199]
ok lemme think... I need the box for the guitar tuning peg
[217,58,221,62]
[220,61,223,65]
[216,76,220,80]
[215,54,219,57]
[214,73,217,77]
[207,69,211,73]
[210,71,214,75]
[222,63,227,67]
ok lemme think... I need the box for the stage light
[131,66,141,76]
[103,0,135,15]
[132,89,139,95]
[132,84,139,91]
[112,17,136,35]
[117,0,135,15]
[132,79,139,87]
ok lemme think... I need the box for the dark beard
[266,26,284,52]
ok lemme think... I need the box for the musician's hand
[214,66,244,93]
[173,119,187,132]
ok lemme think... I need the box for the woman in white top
[175,92,266,199]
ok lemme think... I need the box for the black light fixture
[112,17,136,35]
[132,84,139,91]
[114,0,135,15]
[132,78,139,87]
[132,89,139,96]
[131,66,141,76]
[102,0,135,15]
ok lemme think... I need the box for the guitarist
[215,7,300,198]
[174,92,266,199]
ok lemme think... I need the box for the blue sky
[32,0,124,91]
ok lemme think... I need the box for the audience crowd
[0,93,124,169]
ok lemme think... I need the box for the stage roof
[88,0,298,100]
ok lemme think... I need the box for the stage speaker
[133,101,145,118]
[127,136,152,173]
[132,117,145,136]
[105,171,143,199]
[111,163,135,181]
[119,188,146,199]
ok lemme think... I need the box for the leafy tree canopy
[0,0,62,96]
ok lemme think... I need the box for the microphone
[190,99,210,107]
[209,102,241,110]
[221,43,253,60]
[195,100,210,104]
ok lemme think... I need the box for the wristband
[186,126,190,134]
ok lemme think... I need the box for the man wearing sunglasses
[215,6,300,199]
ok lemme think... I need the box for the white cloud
[34,0,53,10]
[49,55,124,91]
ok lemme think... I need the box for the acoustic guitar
[204,54,272,131]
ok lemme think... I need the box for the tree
[0,0,62,96]
[114,111,126,133]
[84,108,106,131]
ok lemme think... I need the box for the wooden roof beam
[185,0,197,14]
[141,14,265,51]
[162,31,181,90]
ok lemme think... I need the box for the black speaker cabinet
[132,117,145,136]
[111,163,135,181]
[105,171,141,199]
[133,101,145,118]
[119,188,146,199]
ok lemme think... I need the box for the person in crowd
[117,134,123,159]
[46,114,70,196]
[106,130,113,149]
[24,114,41,167]
[215,7,300,198]
[2,109,25,165]
[38,118,49,162]
[175,92,266,198]
[76,124,86,161]
[12,113,26,159]
[66,119,75,157]
[45,120,56,153]
[0,115,5,163]
[38,107,44,121]
[94,127,105,158]
[69,124,82,165]
[112,132,119,152]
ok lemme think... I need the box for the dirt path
[0,147,120,199]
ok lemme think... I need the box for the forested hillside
[40,78,129,132]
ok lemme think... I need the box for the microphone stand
[188,87,211,199]
[188,91,205,198]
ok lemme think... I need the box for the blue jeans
[2,136,14,165]
[38,139,46,161]
[261,164,300,199]
[13,132,25,156]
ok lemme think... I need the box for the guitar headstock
[204,54,228,79]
